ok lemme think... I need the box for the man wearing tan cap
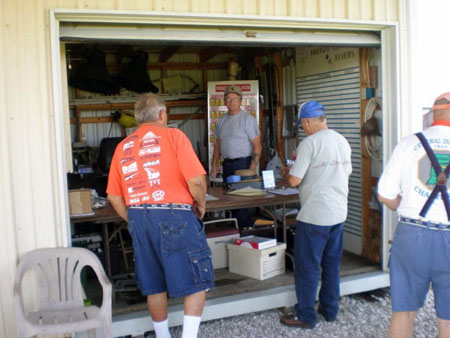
[378,92,450,337]
[210,85,261,228]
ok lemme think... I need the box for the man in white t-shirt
[279,101,352,329]
[378,92,450,338]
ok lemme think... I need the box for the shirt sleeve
[377,142,403,199]
[289,139,313,179]
[245,115,260,140]
[173,129,206,180]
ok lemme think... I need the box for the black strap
[415,132,450,221]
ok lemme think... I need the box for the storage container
[227,242,286,280]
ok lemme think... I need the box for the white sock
[181,315,202,338]
[153,318,171,338]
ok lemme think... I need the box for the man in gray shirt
[210,85,262,228]
[279,101,352,329]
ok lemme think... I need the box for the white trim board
[60,25,381,46]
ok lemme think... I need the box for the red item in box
[233,236,277,250]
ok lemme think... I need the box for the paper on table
[268,188,298,196]
[70,211,96,218]
[206,194,219,201]
[226,187,267,196]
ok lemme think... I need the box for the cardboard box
[227,242,286,280]
[68,189,92,215]
[206,228,240,269]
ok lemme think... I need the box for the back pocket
[160,221,188,252]
[188,247,214,287]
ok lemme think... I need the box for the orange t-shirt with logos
[106,125,206,206]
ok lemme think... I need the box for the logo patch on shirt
[418,152,450,189]
[138,146,161,156]
[140,131,160,147]
[124,172,139,181]
[148,179,161,187]
[120,156,135,165]
[144,167,160,180]
[123,141,134,155]
[122,162,138,175]
[152,190,165,201]
[143,159,160,167]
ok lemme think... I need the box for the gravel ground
[141,288,439,338]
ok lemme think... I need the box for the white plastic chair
[13,247,112,338]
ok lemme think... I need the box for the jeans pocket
[443,231,450,248]
[127,219,140,253]
[391,224,421,261]
[159,221,188,253]
[196,217,205,234]
[188,247,214,287]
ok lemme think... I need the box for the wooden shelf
[70,98,207,141]
[69,99,205,111]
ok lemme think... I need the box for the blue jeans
[389,222,450,319]
[294,221,344,326]
[127,207,215,298]
[222,156,252,228]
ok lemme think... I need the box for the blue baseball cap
[296,101,325,125]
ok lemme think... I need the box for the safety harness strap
[415,132,450,221]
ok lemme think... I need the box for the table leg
[282,203,287,243]
[272,206,277,239]
[102,222,111,278]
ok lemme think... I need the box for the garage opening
[55,16,392,334]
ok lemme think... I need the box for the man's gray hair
[134,93,166,124]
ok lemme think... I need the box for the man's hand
[280,165,302,187]
[193,201,206,219]
[187,175,207,219]
[279,165,290,178]
[107,194,128,222]
[210,166,217,179]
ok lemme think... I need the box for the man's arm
[280,165,302,187]
[187,174,207,219]
[107,194,128,222]
[210,139,221,178]
[378,194,402,211]
[249,136,262,170]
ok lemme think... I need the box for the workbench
[70,186,299,277]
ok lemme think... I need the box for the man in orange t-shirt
[107,93,214,338]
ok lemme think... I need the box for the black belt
[223,156,252,163]
[399,216,450,231]
[129,203,192,210]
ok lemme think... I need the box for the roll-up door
[59,23,380,47]
[296,47,363,255]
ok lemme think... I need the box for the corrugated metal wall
[297,66,363,254]
[0,1,400,337]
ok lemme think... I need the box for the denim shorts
[127,206,215,298]
[389,222,450,319]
